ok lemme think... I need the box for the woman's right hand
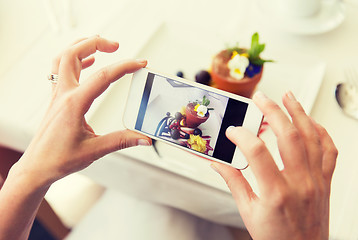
[212,91,338,240]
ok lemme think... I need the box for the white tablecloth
[2,0,358,239]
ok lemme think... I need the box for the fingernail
[226,126,236,133]
[254,91,267,99]
[137,139,150,146]
[286,91,296,101]
[136,59,147,65]
[210,163,220,174]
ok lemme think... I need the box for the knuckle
[301,124,322,146]
[300,182,317,207]
[89,35,101,46]
[318,127,338,158]
[303,131,322,153]
[291,101,306,115]
[116,138,129,150]
[286,99,307,120]
[310,133,321,146]
[266,101,282,114]
[114,132,132,150]
[283,127,301,143]
[270,186,291,208]
[97,68,109,84]
[317,123,328,135]
[328,146,338,158]
[315,124,325,135]
[248,140,267,158]
[91,34,100,41]
[302,181,316,200]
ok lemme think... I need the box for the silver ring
[48,74,58,84]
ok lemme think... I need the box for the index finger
[77,59,147,114]
[226,126,283,197]
[58,36,119,88]
[253,92,309,180]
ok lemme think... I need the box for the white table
[1,0,358,238]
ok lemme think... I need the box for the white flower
[227,53,249,80]
[197,105,208,117]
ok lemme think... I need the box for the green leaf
[249,33,265,58]
[202,95,210,106]
[258,43,265,54]
[226,32,273,66]
[251,32,259,48]
[247,32,273,66]
[251,58,274,65]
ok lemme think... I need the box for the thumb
[93,129,152,157]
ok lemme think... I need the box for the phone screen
[134,72,248,164]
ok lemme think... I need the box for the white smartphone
[123,68,263,169]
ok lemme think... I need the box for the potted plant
[211,32,272,98]
[185,95,212,128]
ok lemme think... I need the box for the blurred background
[1,0,358,239]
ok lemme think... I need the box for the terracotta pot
[185,103,209,128]
[211,50,263,98]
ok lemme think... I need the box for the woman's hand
[13,36,151,189]
[212,91,338,240]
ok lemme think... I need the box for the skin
[212,91,338,240]
[0,36,338,240]
[0,36,151,240]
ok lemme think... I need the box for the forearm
[0,162,49,240]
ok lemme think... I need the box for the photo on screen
[135,73,248,163]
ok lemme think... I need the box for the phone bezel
[123,68,263,169]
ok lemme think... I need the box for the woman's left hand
[14,36,151,188]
